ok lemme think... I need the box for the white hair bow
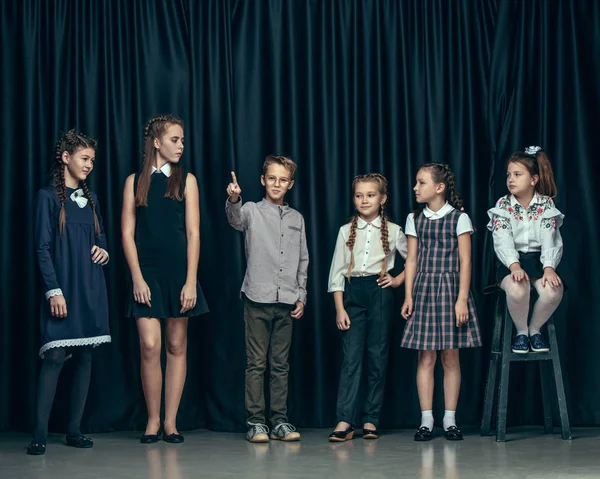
[70,189,88,208]
[524,145,542,155]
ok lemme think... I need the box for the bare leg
[137,317,162,435]
[417,351,437,411]
[164,317,188,435]
[441,350,461,411]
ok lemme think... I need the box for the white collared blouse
[404,202,474,237]
[327,215,408,292]
[486,193,564,269]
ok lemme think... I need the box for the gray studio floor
[2,427,600,479]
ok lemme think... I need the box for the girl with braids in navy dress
[401,163,481,442]
[122,115,208,444]
[327,174,408,441]
[28,130,111,455]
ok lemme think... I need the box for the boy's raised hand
[227,171,242,203]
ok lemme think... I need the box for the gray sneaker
[270,422,301,441]
[246,423,269,443]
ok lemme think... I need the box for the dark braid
[415,163,464,216]
[80,180,101,236]
[49,130,97,234]
[137,114,185,207]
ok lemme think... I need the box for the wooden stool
[480,289,571,441]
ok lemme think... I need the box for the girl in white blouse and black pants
[327,174,407,441]
[487,147,564,354]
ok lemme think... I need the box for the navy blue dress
[125,169,209,319]
[35,185,111,357]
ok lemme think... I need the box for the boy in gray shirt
[226,155,309,443]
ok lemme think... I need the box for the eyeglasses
[265,176,291,186]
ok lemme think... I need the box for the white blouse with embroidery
[327,216,408,292]
[486,193,564,269]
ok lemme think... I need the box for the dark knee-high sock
[67,347,93,437]
[33,348,67,442]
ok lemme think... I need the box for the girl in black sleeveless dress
[122,115,208,444]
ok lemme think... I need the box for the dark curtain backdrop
[1,0,599,434]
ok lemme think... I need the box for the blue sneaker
[511,334,529,354]
[529,334,550,353]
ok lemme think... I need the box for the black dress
[126,169,209,319]
[35,186,111,357]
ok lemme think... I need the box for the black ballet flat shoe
[65,435,94,448]
[140,431,161,444]
[414,426,433,442]
[26,442,46,455]
[444,426,463,441]
[140,424,162,444]
[163,432,185,444]
[328,425,355,442]
[362,428,379,440]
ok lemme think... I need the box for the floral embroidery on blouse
[497,195,555,223]
[492,218,510,231]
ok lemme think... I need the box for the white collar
[423,202,454,218]
[510,192,541,208]
[152,163,172,177]
[356,215,382,229]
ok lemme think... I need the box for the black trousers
[335,276,393,427]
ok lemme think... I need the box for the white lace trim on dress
[39,335,112,358]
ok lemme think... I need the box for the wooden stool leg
[547,319,572,440]
[540,360,554,434]
[481,295,505,436]
[496,302,513,442]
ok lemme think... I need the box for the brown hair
[262,155,297,180]
[136,114,185,207]
[414,163,464,217]
[346,173,391,280]
[49,129,100,235]
[506,149,557,198]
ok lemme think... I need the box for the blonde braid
[345,214,359,280]
[379,204,390,278]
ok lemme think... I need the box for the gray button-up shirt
[226,198,309,305]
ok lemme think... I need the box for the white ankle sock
[420,410,434,430]
[443,410,456,431]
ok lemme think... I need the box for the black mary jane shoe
[26,442,46,455]
[414,426,433,442]
[163,432,185,444]
[65,435,94,448]
[444,426,464,441]
[328,425,355,442]
[362,428,379,440]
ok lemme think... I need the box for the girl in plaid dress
[401,163,481,442]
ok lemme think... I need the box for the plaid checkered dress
[401,209,481,350]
